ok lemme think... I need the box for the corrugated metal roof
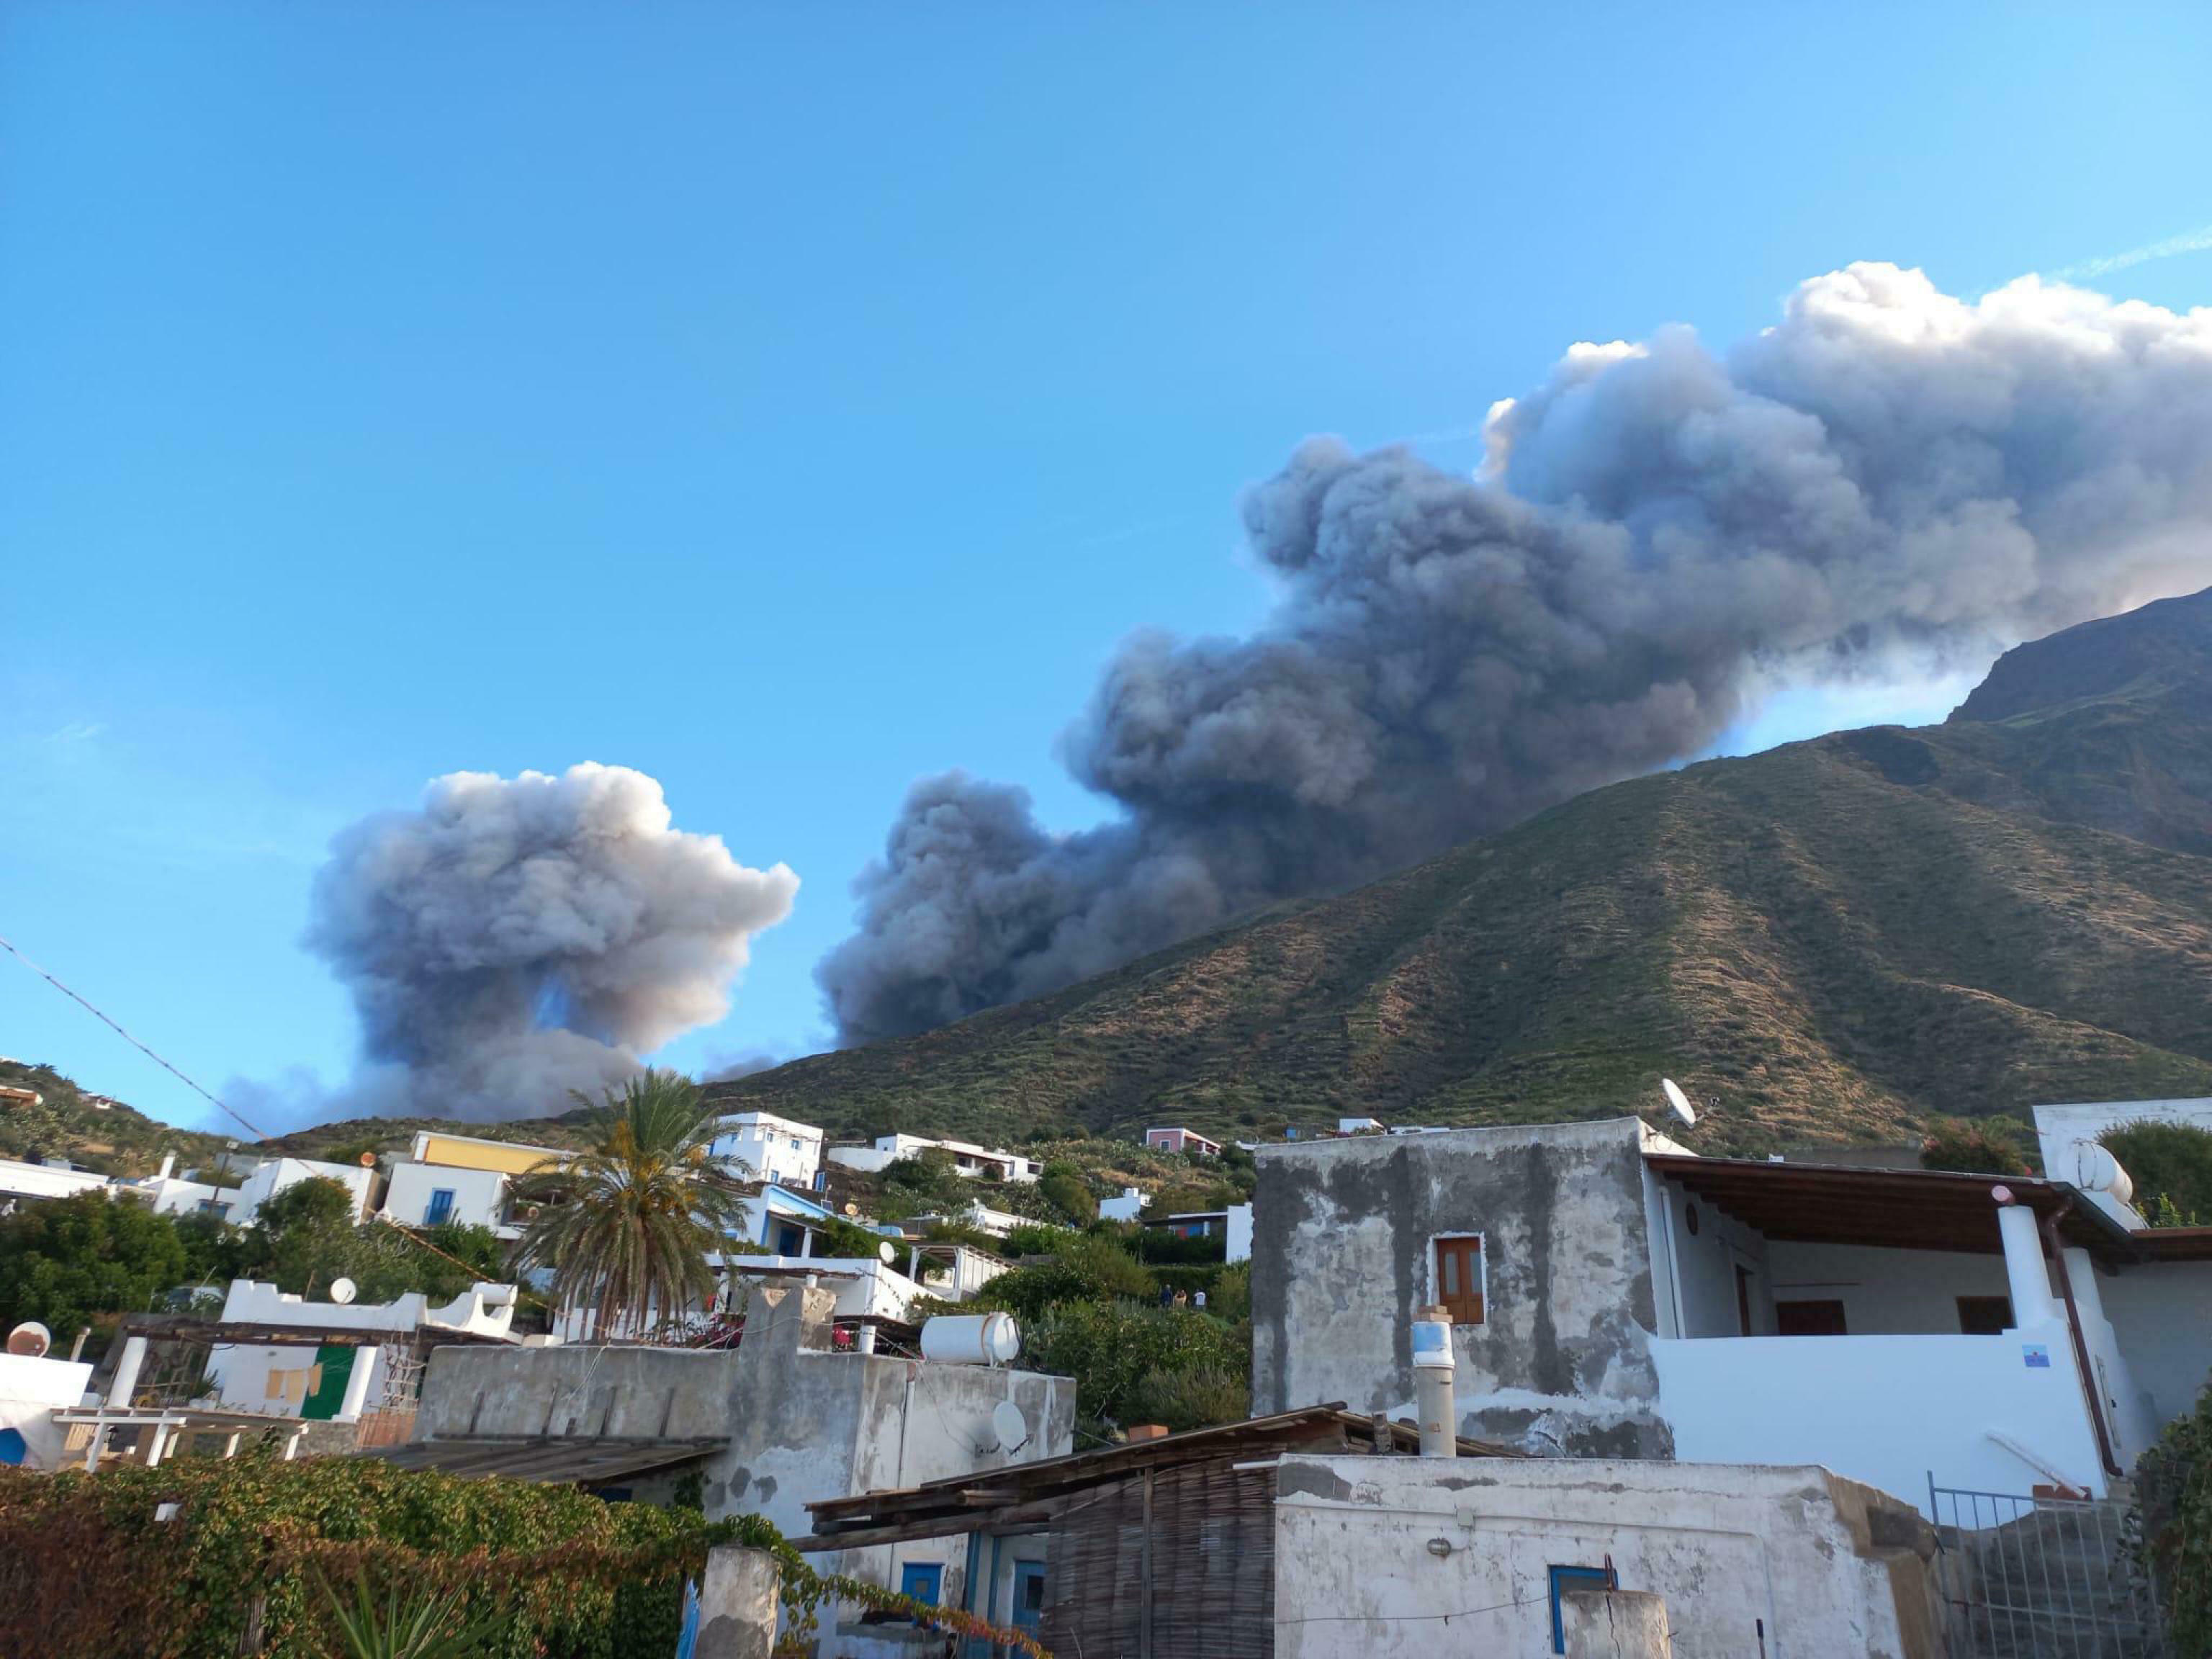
[357,1435,724,1485]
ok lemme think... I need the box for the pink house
[1144,1126,1222,1158]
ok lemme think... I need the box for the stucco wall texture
[1271,1455,1944,1659]
[416,1282,1073,1614]
[1251,1118,1673,1458]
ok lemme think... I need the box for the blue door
[1011,1560,1046,1635]
[899,1561,943,1609]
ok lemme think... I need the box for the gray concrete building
[1251,1116,1676,1459]
[400,1283,1074,1649]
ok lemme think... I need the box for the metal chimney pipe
[1411,1306,1457,1458]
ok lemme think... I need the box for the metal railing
[1928,1479,2167,1658]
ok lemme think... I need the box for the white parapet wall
[1271,1454,1943,1659]
[1652,1325,2110,1510]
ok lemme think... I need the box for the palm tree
[514,1069,749,1341]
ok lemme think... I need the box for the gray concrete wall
[1271,1455,1944,1659]
[415,1282,1075,1642]
[1251,1117,1671,1457]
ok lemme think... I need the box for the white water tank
[920,1312,1020,1366]
[2072,1142,2135,1205]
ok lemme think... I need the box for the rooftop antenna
[1660,1078,1697,1129]
[328,1277,358,1305]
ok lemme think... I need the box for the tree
[1037,1161,1097,1226]
[513,1070,747,1340]
[0,1190,189,1334]
[2101,1120,2212,1226]
[1021,1300,1246,1435]
[881,1148,961,1201]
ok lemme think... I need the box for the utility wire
[0,930,275,1142]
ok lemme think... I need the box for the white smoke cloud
[306,764,796,1120]
[820,264,2212,1045]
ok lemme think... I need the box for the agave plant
[514,1069,750,1341]
[313,1568,500,1659]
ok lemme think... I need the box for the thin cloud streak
[2054,222,2212,281]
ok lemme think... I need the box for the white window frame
[1428,1231,1488,1326]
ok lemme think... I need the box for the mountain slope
[709,587,2212,1154]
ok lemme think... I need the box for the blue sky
[5,2,2211,1133]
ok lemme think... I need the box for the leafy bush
[1038,1167,1097,1225]
[1002,1221,1084,1258]
[1124,1364,1251,1434]
[1210,1260,1252,1321]
[974,1233,1153,1321]
[0,1188,189,1334]
[1920,1115,2037,1177]
[1021,1299,1247,1434]
[0,1457,1044,1659]
[2133,1375,2212,1653]
[2101,1121,2212,1227]
[881,1148,961,1200]
[1130,1227,1227,1266]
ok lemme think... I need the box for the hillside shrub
[975,1233,1153,1321]
[1210,1260,1252,1321]
[1130,1228,1227,1267]
[1002,1222,1084,1258]
[1021,1300,1247,1434]
[880,1148,961,1200]
[2133,1375,2212,1653]
[0,1457,1043,1659]
[2100,1121,2212,1227]
[1920,1115,2037,1177]
[1124,1364,1251,1434]
[1037,1163,1097,1225]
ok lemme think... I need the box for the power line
[0,930,275,1142]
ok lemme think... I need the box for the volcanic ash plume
[307,763,797,1119]
[820,264,2212,1044]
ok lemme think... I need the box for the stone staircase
[1938,1494,2166,1659]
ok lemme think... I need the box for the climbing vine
[0,1456,1046,1658]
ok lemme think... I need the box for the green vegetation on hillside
[703,590,2212,1155]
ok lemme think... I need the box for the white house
[1254,1114,2212,1519]
[905,1199,1025,1241]
[709,1110,825,1190]
[380,1130,571,1240]
[1337,1117,1385,1135]
[204,1277,520,1425]
[1098,1185,1149,1223]
[0,1156,112,1206]
[122,1154,241,1218]
[230,1156,378,1226]
[827,1133,1039,1184]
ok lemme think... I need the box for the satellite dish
[843,1202,859,1217]
[358,1152,376,1168]
[1660,1078,1696,1128]
[329,1277,358,1305]
[878,1240,897,1264]
[6,1321,52,1358]
[991,1399,1029,1452]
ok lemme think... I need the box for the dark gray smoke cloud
[307,763,797,1120]
[820,264,2212,1044]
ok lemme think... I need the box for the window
[1958,1295,2014,1335]
[1433,1235,1485,1326]
[775,1223,804,1256]
[1776,1299,1848,1336]
[898,1561,943,1607]
[424,1187,456,1227]
[1547,1565,1618,1653]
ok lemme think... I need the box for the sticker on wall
[2022,1344,2051,1369]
